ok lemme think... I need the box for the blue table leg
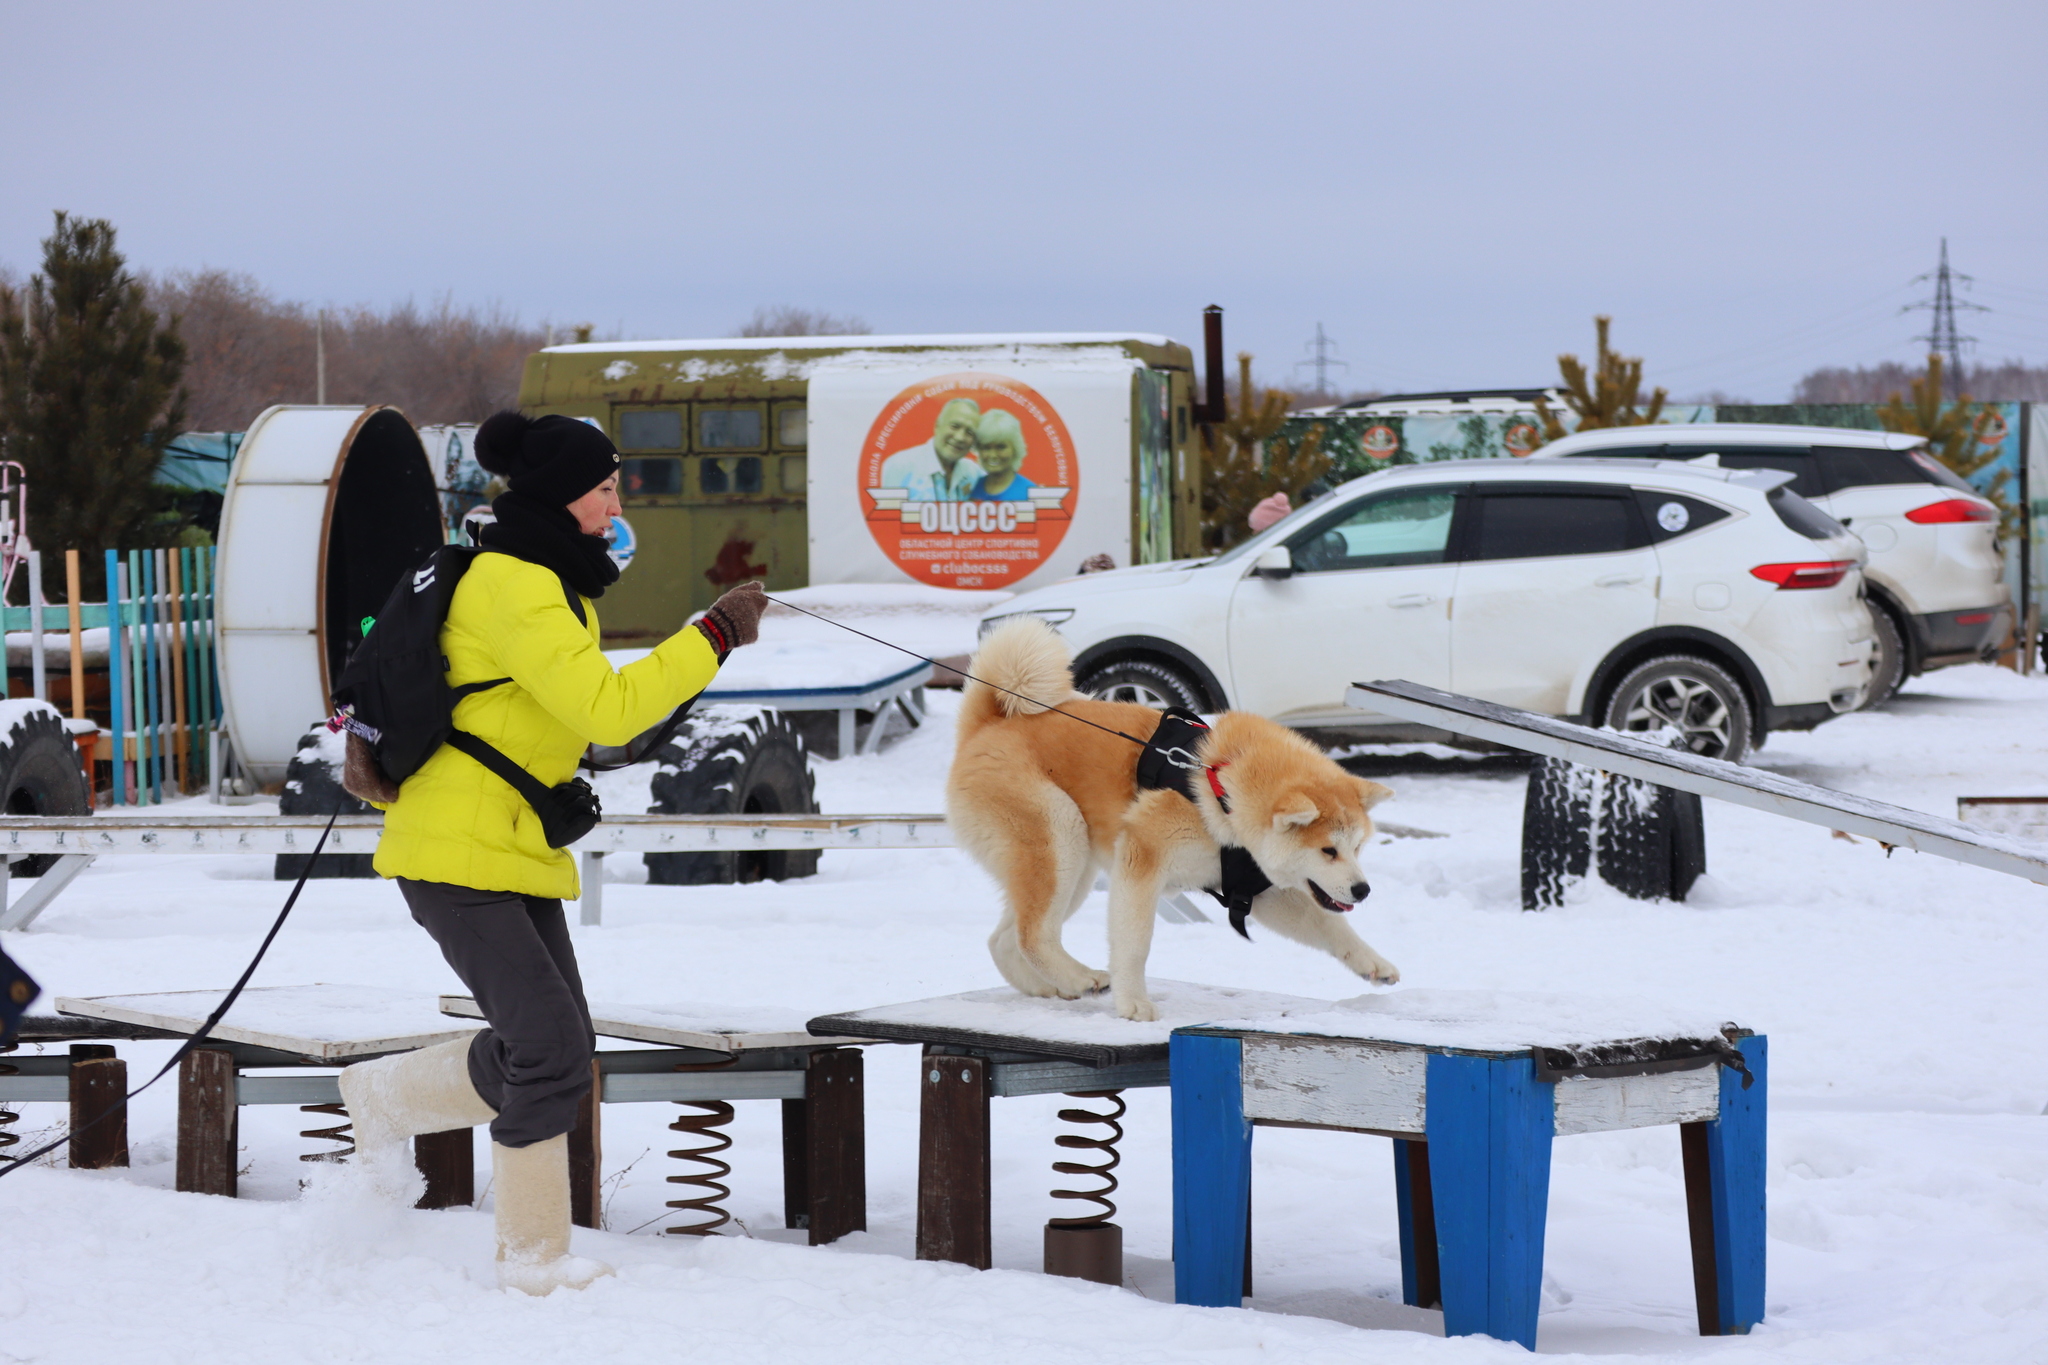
[1425,1053,1555,1350]
[1171,1033,1251,1307]
[1685,1034,1767,1335]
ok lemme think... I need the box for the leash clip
[1155,746,1206,772]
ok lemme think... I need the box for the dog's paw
[1052,969,1111,999]
[1118,995,1160,1023]
[1351,954,1400,985]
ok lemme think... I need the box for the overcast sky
[4,1,2044,402]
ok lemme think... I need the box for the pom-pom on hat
[473,412,622,506]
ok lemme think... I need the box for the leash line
[0,804,343,1180]
[762,595,1161,752]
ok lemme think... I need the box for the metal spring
[665,1056,736,1236]
[0,1042,17,1155]
[299,1102,355,1163]
[1048,1089,1125,1228]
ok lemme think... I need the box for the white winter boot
[492,1134,613,1295]
[337,1037,497,1200]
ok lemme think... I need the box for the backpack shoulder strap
[444,729,555,810]
[561,578,587,627]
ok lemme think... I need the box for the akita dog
[946,617,1399,1022]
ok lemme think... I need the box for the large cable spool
[216,405,444,784]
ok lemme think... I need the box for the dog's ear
[1354,778,1393,812]
[1273,800,1319,830]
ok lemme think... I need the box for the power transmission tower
[1902,238,1988,396]
[1294,322,1349,398]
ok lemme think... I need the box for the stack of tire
[0,704,92,876]
[646,705,820,886]
[275,724,375,879]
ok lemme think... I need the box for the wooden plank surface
[58,986,481,1061]
[569,1059,601,1230]
[802,1047,866,1246]
[414,1128,474,1210]
[1553,1067,1721,1135]
[443,995,865,1055]
[1240,1036,1426,1134]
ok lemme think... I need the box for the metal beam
[0,813,952,857]
[1345,680,2048,887]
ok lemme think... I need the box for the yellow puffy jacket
[373,552,722,900]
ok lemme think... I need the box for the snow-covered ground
[7,664,2048,1362]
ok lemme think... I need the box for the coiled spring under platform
[300,1102,355,1163]
[1048,1089,1124,1228]
[665,1056,736,1235]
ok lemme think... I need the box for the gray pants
[398,878,595,1149]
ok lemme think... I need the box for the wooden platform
[56,985,481,1062]
[442,994,869,1055]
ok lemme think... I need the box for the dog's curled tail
[960,616,1076,724]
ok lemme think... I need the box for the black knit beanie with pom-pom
[473,411,621,506]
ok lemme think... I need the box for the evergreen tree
[1534,315,1666,442]
[1200,353,1329,551]
[1877,353,2012,532]
[0,213,187,598]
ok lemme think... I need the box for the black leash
[763,595,1180,756]
[0,805,342,1179]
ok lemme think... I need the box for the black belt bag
[445,730,602,849]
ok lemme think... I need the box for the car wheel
[1076,658,1207,711]
[1858,602,1907,710]
[1599,655,1753,764]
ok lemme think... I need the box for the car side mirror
[1251,545,1294,579]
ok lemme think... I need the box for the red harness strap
[1205,761,1230,813]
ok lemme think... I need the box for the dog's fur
[946,618,1398,1021]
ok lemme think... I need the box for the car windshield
[1208,481,1375,566]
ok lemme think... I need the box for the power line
[1293,322,1349,396]
[1901,238,1989,395]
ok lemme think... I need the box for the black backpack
[331,545,692,847]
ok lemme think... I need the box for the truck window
[699,407,764,450]
[618,408,684,450]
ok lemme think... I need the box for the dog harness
[1136,709,1273,940]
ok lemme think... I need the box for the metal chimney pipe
[1200,305,1225,424]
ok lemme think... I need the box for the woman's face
[978,434,1020,476]
[568,474,622,537]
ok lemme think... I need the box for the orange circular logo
[1503,420,1538,457]
[1978,410,2009,448]
[860,373,1077,589]
[1361,424,1399,460]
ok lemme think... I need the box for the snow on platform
[55,984,481,1060]
[810,980,1336,1066]
[1208,987,1742,1057]
[440,994,868,1053]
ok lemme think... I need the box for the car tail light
[1904,498,1997,524]
[1750,561,1856,590]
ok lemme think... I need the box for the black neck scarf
[480,490,621,599]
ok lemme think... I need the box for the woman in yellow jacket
[339,411,766,1294]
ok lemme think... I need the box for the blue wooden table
[1169,993,1766,1349]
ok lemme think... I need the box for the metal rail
[0,813,952,932]
[1345,680,2048,887]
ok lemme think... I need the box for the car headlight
[978,608,1074,637]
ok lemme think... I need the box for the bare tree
[734,305,871,338]
[1796,358,2048,403]
[144,272,544,431]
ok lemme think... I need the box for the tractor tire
[0,705,91,876]
[275,724,375,880]
[645,706,820,886]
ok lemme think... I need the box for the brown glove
[341,732,400,805]
[697,581,768,656]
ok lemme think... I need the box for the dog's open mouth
[1308,880,1357,913]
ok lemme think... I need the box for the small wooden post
[176,1048,238,1196]
[64,549,84,723]
[789,1047,865,1246]
[916,1048,990,1268]
[568,1057,602,1229]
[414,1128,475,1209]
[1682,1035,1768,1335]
[68,1044,129,1169]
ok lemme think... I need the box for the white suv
[982,459,1873,763]
[1540,424,2006,705]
